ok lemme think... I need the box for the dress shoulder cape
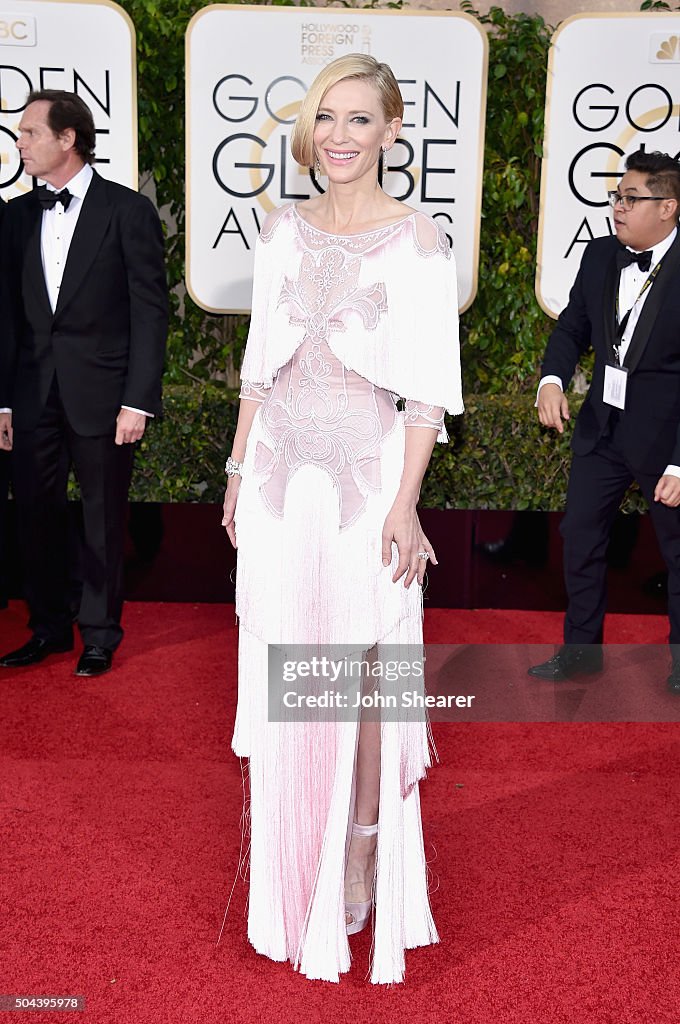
[240,204,464,417]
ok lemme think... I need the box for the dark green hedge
[130,387,565,507]
[130,386,592,510]
[132,387,647,511]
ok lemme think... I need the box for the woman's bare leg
[354,715,380,825]
[345,654,380,916]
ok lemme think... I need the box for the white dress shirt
[615,226,676,365]
[41,162,92,313]
[537,227,679,478]
[1,164,151,419]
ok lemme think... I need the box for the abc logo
[0,16,36,46]
[0,21,27,40]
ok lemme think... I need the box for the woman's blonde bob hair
[290,54,404,169]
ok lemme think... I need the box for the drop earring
[382,147,389,174]
[314,155,321,176]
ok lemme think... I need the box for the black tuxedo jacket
[0,169,168,436]
[541,231,680,475]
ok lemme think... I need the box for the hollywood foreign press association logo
[299,20,372,66]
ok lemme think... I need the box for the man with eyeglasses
[529,149,680,692]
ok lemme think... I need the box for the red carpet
[1,602,679,1024]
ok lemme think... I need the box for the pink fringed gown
[231,204,463,983]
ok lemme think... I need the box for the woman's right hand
[222,476,241,549]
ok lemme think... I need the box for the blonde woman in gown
[222,54,463,985]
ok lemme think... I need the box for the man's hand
[537,383,570,434]
[0,412,12,452]
[115,409,147,445]
[654,475,680,508]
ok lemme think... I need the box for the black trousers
[0,450,10,604]
[11,378,134,650]
[560,415,680,647]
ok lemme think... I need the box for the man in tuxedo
[0,90,167,675]
[528,150,680,691]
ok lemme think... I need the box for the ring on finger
[417,551,429,561]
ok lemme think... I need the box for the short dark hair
[625,149,680,204]
[26,89,96,164]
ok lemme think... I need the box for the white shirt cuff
[0,408,11,414]
[535,375,563,407]
[663,465,680,479]
[122,406,154,417]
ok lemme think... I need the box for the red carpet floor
[1,602,679,1024]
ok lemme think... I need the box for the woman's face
[313,77,400,187]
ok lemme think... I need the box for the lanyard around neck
[614,258,664,354]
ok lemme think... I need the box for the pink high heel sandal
[345,821,378,935]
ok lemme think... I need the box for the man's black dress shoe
[0,635,74,667]
[668,664,680,694]
[75,645,113,677]
[528,645,603,681]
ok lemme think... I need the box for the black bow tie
[616,247,653,273]
[37,186,73,211]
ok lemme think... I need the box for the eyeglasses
[607,191,666,211]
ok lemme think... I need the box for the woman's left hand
[222,476,241,549]
[381,503,438,587]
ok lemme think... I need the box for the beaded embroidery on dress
[254,233,394,527]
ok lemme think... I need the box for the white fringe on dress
[232,414,439,984]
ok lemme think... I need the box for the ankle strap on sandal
[352,821,378,837]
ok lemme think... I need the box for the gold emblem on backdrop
[656,35,679,60]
